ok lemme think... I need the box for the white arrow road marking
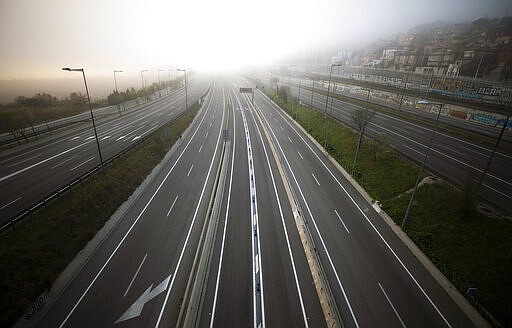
[116,274,172,324]
[116,135,126,141]
[132,136,141,141]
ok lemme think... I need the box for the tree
[352,92,376,166]
[68,92,86,107]
[277,85,290,103]
[107,90,123,105]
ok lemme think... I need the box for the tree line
[0,79,180,142]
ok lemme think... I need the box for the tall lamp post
[157,69,165,97]
[167,69,172,94]
[140,69,148,102]
[177,69,188,110]
[62,67,103,166]
[402,101,444,228]
[324,64,341,115]
[353,88,371,167]
[323,64,341,148]
[113,70,123,93]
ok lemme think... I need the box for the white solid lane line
[123,254,148,297]
[0,197,22,211]
[240,100,266,328]
[166,196,179,217]
[0,139,93,183]
[334,209,350,234]
[378,283,407,328]
[262,93,453,327]
[209,91,236,328]
[258,103,360,328]
[247,94,309,327]
[155,88,226,328]
[7,153,41,167]
[70,157,96,171]
[50,156,77,169]
[59,87,213,328]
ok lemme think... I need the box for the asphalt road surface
[0,79,209,225]
[24,77,485,327]
[252,88,479,327]
[277,76,512,213]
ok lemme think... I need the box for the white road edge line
[0,197,22,211]
[0,139,94,183]
[261,93,453,328]
[240,97,266,328]
[209,87,237,328]
[123,254,148,297]
[50,156,77,169]
[70,157,95,171]
[257,101,360,328]
[155,84,226,328]
[248,94,310,327]
[378,282,407,328]
[59,86,213,328]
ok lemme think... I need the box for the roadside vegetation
[262,85,512,327]
[0,103,199,328]
[0,81,178,141]
[303,85,512,155]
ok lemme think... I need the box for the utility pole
[402,103,443,228]
[353,88,371,167]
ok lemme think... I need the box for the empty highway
[0,79,209,225]
[21,77,485,327]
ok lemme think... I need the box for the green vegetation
[0,104,199,328]
[0,80,179,139]
[262,86,512,327]
[303,86,512,155]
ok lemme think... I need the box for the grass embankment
[0,104,200,328]
[263,87,512,327]
[304,86,512,155]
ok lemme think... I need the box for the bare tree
[352,90,376,166]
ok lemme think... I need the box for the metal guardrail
[0,89,175,148]
[1,81,212,233]
[0,108,192,233]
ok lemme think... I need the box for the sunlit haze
[0,0,511,93]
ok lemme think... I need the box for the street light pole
[167,69,172,94]
[62,67,103,166]
[353,88,371,167]
[113,70,123,93]
[323,63,341,149]
[324,64,341,115]
[157,69,165,97]
[402,102,444,228]
[140,69,148,102]
[177,69,188,110]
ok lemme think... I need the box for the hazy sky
[1,0,511,80]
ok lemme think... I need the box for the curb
[17,98,208,328]
[258,89,491,328]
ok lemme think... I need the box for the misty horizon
[1,0,512,103]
